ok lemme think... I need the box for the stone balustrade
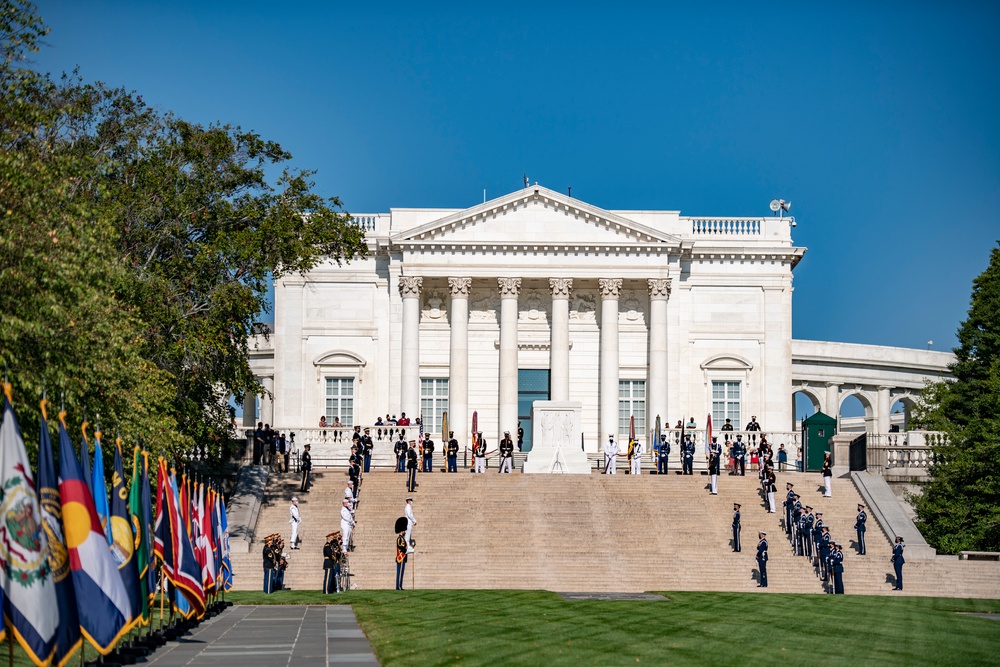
[351,213,390,235]
[687,217,762,236]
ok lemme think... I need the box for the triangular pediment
[390,185,681,247]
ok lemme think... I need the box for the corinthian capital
[497,277,522,298]
[647,278,672,300]
[598,278,622,299]
[549,278,573,299]
[448,277,472,297]
[399,276,423,297]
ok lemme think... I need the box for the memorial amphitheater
[230,184,999,598]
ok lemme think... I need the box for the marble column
[448,277,472,446]
[599,278,622,441]
[647,278,671,435]
[549,278,572,402]
[498,277,521,442]
[242,391,257,428]
[399,276,423,421]
[825,382,840,428]
[876,386,891,434]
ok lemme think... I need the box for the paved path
[145,605,378,666]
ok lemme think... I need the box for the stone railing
[687,217,762,236]
[864,431,945,477]
[351,214,390,236]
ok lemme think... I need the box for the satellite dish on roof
[769,199,781,212]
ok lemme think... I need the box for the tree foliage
[0,1,366,461]
[913,243,1000,553]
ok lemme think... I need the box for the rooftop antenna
[769,199,795,226]
[568,186,572,198]
[927,340,933,350]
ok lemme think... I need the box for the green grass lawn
[226,589,1000,666]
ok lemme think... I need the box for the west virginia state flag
[0,385,57,666]
[58,412,133,655]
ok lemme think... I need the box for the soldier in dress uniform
[800,507,815,559]
[499,432,514,473]
[421,433,435,472]
[821,452,833,497]
[756,532,768,587]
[783,482,796,533]
[855,503,867,555]
[474,432,487,473]
[682,435,695,475]
[361,428,374,473]
[394,435,408,473]
[629,437,644,475]
[406,441,419,491]
[262,534,277,593]
[891,536,905,590]
[765,469,777,513]
[733,435,746,476]
[446,431,459,473]
[340,499,356,554]
[791,495,804,555]
[657,434,670,474]
[517,422,524,451]
[745,415,761,446]
[323,531,341,594]
[818,525,832,583]
[395,527,408,590]
[604,434,618,474]
[732,503,741,552]
[831,542,845,594]
[300,444,312,492]
[348,459,361,502]
[708,437,722,494]
[812,511,825,567]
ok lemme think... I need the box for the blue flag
[139,453,155,606]
[79,425,94,501]
[110,440,141,628]
[92,431,112,546]
[219,494,233,591]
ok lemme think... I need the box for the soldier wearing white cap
[474,432,487,474]
[604,434,619,474]
[499,431,514,473]
[629,437,644,475]
[340,499,356,554]
[288,497,301,549]
[404,497,416,554]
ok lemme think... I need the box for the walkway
[144,605,378,666]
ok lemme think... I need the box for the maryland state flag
[110,440,141,628]
[0,385,57,665]
[57,410,133,654]
[128,448,151,625]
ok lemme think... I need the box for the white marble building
[248,185,951,454]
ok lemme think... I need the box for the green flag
[128,445,151,625]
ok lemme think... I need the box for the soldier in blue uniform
[446,431,459,472]
[421,434,435,472]
[732,503,741,552]
[831,542,845,594]
[733,435,746,476]
[708,437,722,494]
[891,536,905,590]
[801,507,815,559]
[817,525,832,584]
[682,435,695,475]
[394,434,407,472]
[657,434,670,474]
[791,495,804,555]
[756,532,768,587]
[406,441,419,492]
[323,531,341,594]
[812,511,825,568]
[360,428,374,473]
[854,504,867,555]
[783,482,795,533]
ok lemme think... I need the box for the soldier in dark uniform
[721,418,734,436]
[323,531,341,594]
[657,434,670,474]
[756,532,768,587]
[406,441,419,492]
[891,536,905,590]
[682,435,695,475]
[517,422,524,452]
[801,507,815,559]
[733,435,746,476]
[361,428,374,473]
[745,415,761,446]
[395,527,408,590]
[708,437,722,494]
[732,503,741,552]
[394,435,408,473]
[812,511,825,568]
[831,542,845,594]
[791,495,804,555]
[446,431,459,472]
[348,460,361,502]
[300,444,312,492]
[783,482,795,533]
[765,469,778,513]
[262,535,276,593]
[276,551,288,590]
[499,431,514,474]
[421,434,435,472]
[854,504,867,555]
[821,452,833,497]
[818,525,832,584]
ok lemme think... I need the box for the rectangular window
[518,369,550,452]
[711,381,741,427]
[618,380,646,437]
[325,378,354,426]
[420,378,449,437]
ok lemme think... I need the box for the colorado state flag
[57,412,133,654]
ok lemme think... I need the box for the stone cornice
[384,240,676,255]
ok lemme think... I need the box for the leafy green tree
[0,1,366,461]
[913,243,1000,553]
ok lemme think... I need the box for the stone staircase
[228,468,1000,598]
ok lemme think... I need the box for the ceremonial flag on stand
[135,451,155,618]
[57,405,133,654]
[92,430,112,546]
[40,408,82,667]
[197,484,216,593]
[128,447,151,625]
[705,414,713,457]
[152,459,171,580]
[110,440,141,627]
[219,493,233,591]
[154,462,205,618]
[654,415,662,455]
[79,424,93,503]
[0,385,58,665]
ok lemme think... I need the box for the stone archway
[838,390,874,433]
[792,387,821,428]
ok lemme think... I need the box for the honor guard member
[499,432,514,473]
[404,496,416,553]
[765,470,777,513]
[831,542,845,594]
[300,444,312,492]
[349,444,360,468]
[708,437,722,494]
[446,431,459,472]
[821,452,833,497]
[262,535,277,593]
[394,435,408,473]
[474,432,487,473]
[800,507,815,559]
[891,536,905,590]
[361,428,374,473]
[818,526,832,582]
[854,504,868,555]
[682,435,696,475]
[517,422,524,451]
[275,551,288,591]
[288,497,301,549]
[421,433,435,472]
[745,415,761,445]
[756,532,768,587]
[406,441,419,491]
[340,499,356,554]
[783,482,796,533]
[657,434,670,474]
[604,434,619,474]
[395,527,408,590]
[348,459,361,501]
[629,437,644,475]
[812,511,825,566]
[721,418,734,435]
[732,503,742,552]
[791,495,804,555]
[733,435,747,476]
[323,532,340,594]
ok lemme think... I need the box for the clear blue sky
[35,1,1000,353]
